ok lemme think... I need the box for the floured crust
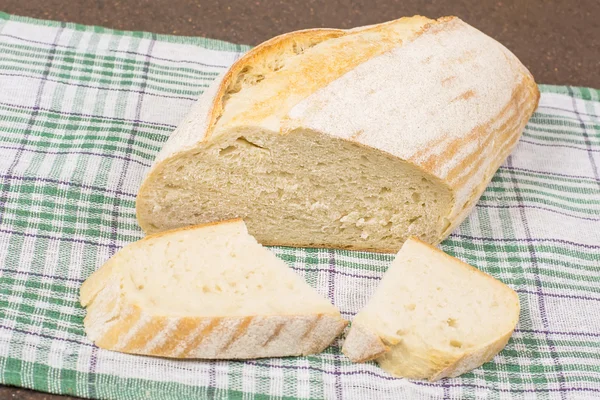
[83,300,347,359]
[80,219,348,359]
[149,28,346,166]
[137,15,539,246]
[147,15,433,168]
[429,329,515,381]
[340,237,520,381]
[282,18,539,232]
[342,322,388,362]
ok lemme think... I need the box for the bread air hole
[450,340,462,348]
[266,58,284,72]
[446,318,457,327]
[292,41,306,55]
[231,66,251,92]
[408,216,422,224]
[243,74,265,86]
[219,137,269,158]
[219,145,237,157]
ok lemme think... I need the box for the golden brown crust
[262,321,287,347]
[436,74,540,237]
[258,239,399,254]
[136,15,539,252]
[88,312,346,359]
[139,217,402,253]
[204,29,345,141]
[342,322,389,362]
[139,218,245,242]
[80,219,348,359]
[180,318,222,356]
[148,319,186,356]
[220,317,254,352]
[93,305,142,350]
[150,15,435,150]
[227,17,433,131]
[403,31,539,190]
[429,329,515,381]
[81,262,348,358]
[300,314,322,339]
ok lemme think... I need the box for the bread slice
[80,219,347,359]
[136,16,539,253]
[342,237,519,381]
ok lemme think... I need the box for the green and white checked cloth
[0,11,598,400]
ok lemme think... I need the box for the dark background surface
[2,0,600,88]
[0,0,599,399]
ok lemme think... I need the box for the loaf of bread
[79,219,347,358]
[342,237,520,380]
[136,15,539,252]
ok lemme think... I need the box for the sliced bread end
[342,236,519,381]
[342,321,388,362]
[80,219,347,359]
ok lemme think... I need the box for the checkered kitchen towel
[0,11,598,400]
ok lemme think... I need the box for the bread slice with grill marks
[136,15,539,253]
[80,219,347,359]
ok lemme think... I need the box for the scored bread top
[147,16,539,238]
[153,16,431,164]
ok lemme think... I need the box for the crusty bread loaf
[136,16,539,253]
[80,219,347,358]
[342,237,519,381]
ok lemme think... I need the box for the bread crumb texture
[342,237,520,381]
[136,16,538,253]
[80,220,347,359]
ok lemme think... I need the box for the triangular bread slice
[342,237,519,381]
[80,219,347,359]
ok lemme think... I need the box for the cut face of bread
[142,130,452,251]
[342,237,520,381]
[136,16,539,252]
[80,219,347,359]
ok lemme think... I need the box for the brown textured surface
[0,386,78,400]
[1,0,600,88]
[0,0,597,399]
